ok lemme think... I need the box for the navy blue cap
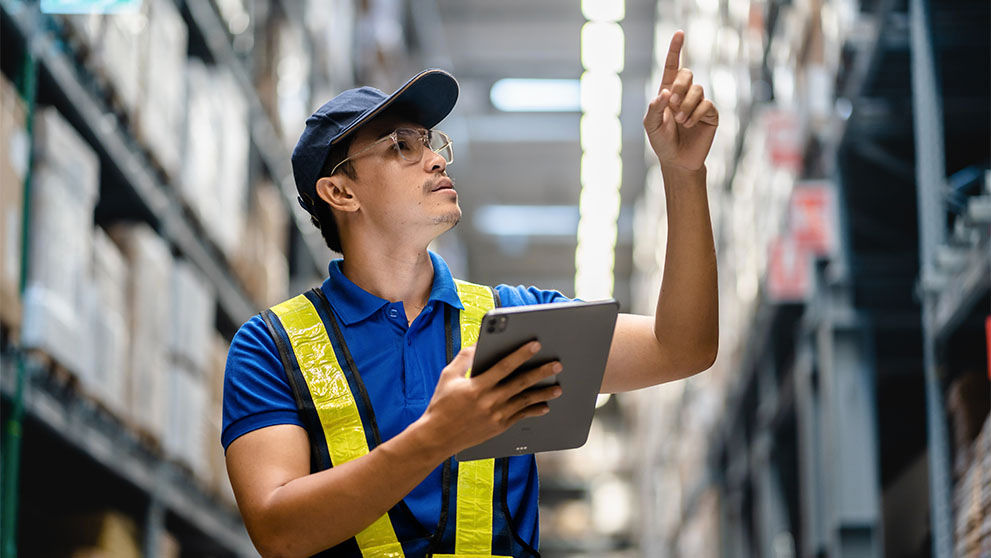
[292,68,459,213]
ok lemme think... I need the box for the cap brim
[330,69,459,145]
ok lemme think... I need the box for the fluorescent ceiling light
[581,0,625,22]
[580,71,623,116]
[490,79,581,112]
[581,22,625,73]
[580,114,622,153]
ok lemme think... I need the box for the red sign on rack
[767,235,811,302]
[790,181,836,256]
[765,109,803,171]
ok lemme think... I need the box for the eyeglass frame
[329,128,454,176]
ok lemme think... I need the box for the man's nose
[424,148,447,173]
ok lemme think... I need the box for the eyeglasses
[330,128,454,176]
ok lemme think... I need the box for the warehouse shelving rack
[679,0,990,557]
[0,0,346,555]
[0,352,255,556]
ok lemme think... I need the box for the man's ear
[315,176,360,213]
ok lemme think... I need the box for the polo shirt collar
[321,251,464,326]
[427,250,464,311]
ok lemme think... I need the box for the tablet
[456,299,619,461]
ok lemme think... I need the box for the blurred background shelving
[626,0,990,557]
[0,0,988,556]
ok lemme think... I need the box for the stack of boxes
[21,107,100,376]
[109,223,173,442]
[97,10,144,116]
[164,259,216,479]
[84,228,130,418]
[233,181,290,308]
[181,59,249,259]
[134,0,188,179]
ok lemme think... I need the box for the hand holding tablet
[457,299,620,461]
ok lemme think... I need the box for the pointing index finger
[659,30,685,93]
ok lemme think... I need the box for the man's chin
[433,207,462,229]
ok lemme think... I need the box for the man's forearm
[253,418,447,557]
[654,164,719,372]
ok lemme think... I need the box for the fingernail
[553,387,563,397]
[670,93,680,105]
[531,342,541,353]
[676,112,686,122]
[552,363,563,373]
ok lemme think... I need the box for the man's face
[342,114,461,242]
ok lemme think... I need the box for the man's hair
[311,134,356,253]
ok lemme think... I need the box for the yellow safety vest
[261,280,539,558]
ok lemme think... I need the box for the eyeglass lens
[394,129,453,164]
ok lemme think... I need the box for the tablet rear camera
[487,315,508,334]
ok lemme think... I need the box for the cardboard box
[233,182,290,307]
[109,223,173,442]
[0,76,28,331]
[49,510,141,558]
[21,108,99,375]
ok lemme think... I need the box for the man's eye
[396,140,410,150]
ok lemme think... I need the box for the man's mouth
[432,178,455,192]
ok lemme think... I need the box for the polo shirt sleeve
[221,314,304,451]
[494,284,574,308]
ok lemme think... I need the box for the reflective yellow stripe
[453,280,497,555]
[270,295,405,558]
[454,457,496,554]
[454,280,493,378]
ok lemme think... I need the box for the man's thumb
[447,345,476,375]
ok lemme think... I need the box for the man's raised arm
[600,30,720,393]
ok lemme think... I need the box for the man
[223,30,718,557]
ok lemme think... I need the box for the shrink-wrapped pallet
[181,61,248,258]
[168,259,216,373]
[0,76,28,332]
[109,223,173,443]
[164,358,208,479]
[22,108,99,375]
[134,0,187,178]
[98,11,145,116]
[83,228,130,418]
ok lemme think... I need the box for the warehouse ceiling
[404,0,657,308]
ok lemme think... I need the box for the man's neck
[339,244,435,313]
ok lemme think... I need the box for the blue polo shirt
[222,251,570,548]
